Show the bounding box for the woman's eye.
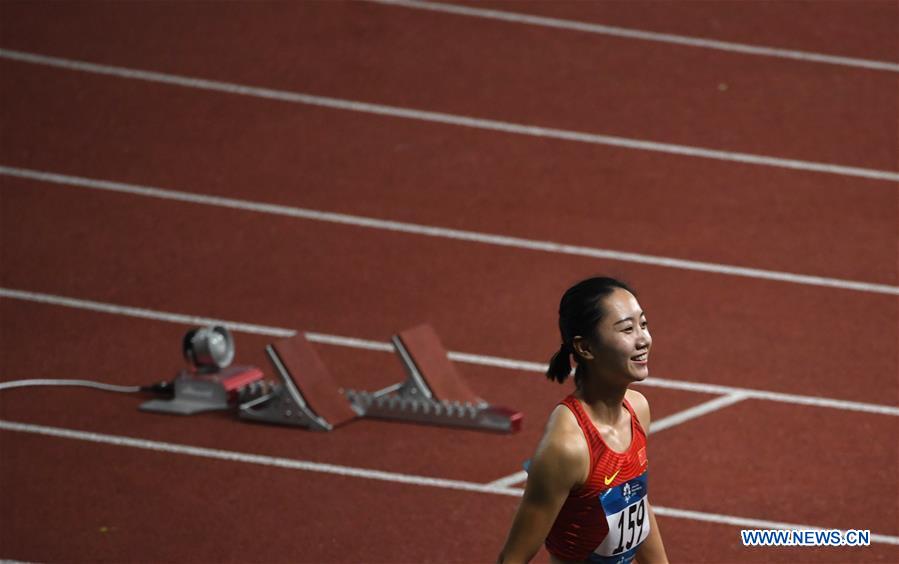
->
[622,327,634,333]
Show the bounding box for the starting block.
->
[344,324,523,433]
[140,365,264,415]
[238,334,357,431]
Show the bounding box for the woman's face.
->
[581,288,652,383]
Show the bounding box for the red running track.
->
[0,59,896,286]
[1,1,897,562]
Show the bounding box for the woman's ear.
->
[572,335,594,361]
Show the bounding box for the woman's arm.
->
[636,503,668,564]
[626,389,669,564]
[497,407,588,564]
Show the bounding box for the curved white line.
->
[372,0,899,73]
[2,287,898,417]
[0,48,897,182]
[1,166,896,295]
[2,419,897,545]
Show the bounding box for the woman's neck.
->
[575,375,628,424]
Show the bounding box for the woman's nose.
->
[637,328,651,349]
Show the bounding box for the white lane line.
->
[486,470,529,489]
[3,287,899,417]
[649,392,748,434]
[485,392,749,487]
[0,286,393,352]
[0,419,522,496]
[2,166,897,296]
[0,286,296,338]
[1,49,897,183]
[372,0,899,73]
[305,332,394,353]
[2,419,897,546]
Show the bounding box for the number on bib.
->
[592,473,651,563]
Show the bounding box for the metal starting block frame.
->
[140,365,264,415]
[238,335,357,431]
[344,324,523,433]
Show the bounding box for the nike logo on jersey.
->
[604,468,621,485]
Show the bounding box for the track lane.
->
[658,518,899,563]
[651,400,899,538]
[0,287,739,482]
[2,177,896,405]
[0,430,532,563]
[0,432,895,562]
[1,294,726,479]
[1,299,896,552]
[0,298,527,484]
[4,287,897,417]
[0,2,896,171]
[1,61,896,286]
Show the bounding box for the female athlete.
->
[498,277,669,564]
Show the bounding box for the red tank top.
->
[544,395,650,563]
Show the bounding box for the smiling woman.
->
[498,277,669,564]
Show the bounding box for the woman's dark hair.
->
[546,276,636,387]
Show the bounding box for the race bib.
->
[591,473,650,564]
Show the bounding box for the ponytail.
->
[546,343,573,383]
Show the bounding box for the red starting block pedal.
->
[238,334,357,431]
[344,324,523,433]
[140,365,264,415]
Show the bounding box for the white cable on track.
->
[0,378,140,393]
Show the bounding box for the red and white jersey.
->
[545,395,651,564]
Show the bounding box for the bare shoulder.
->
[625,388,652,431]
[529,404,590,489]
